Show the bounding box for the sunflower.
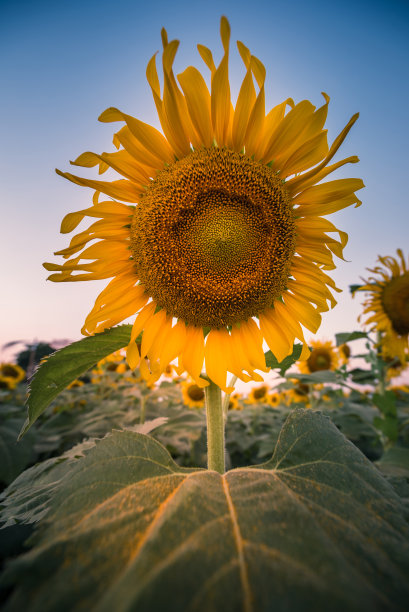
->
[267,392,281,408]
[339,342,351,364]
[181,380,205,408]
[356,250,409,365]
[0,363,25,389]
[45,17,363,392]
[247,384,269,404]
[299,339,339,373]
[287,382,310,405]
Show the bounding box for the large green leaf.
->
[2,409,408,611]
[20,325,132,438]
[0,418,36,486]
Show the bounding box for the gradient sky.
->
[1,0,408,361]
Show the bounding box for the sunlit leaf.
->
[20,325,133,438]
[265,343,302,374]
[2,410,409,611]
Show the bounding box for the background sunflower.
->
[355,249,409,366]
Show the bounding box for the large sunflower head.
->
[356,249,409,365]
[299,339,339,374]
[45,17,363,392]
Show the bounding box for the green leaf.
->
[289,370,338,384]
[265,343,302,375]
[373,391,397,417]
[349,368,377,384]
[2,410,409,611]
[349,284,367,294]
[20,325,133,438]
[0,439,96,528]
[0,419,36,486]
[335,331,368,346]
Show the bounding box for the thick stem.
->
[204,380,225,474]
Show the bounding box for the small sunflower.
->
[299,339,339,373]
[339,343,351,364]
[45,17,363,392]
[356,250,409,365]
[67,379,85,389]
[287,382,310,405]
[267,392,281,408]
[0,377,14,391]
[181,380,205,408]
[247,384,269,404]
[0,363,25,388]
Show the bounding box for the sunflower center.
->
[130,147,296,327]
[253,385,268,400]
[0,365,19,378]
[307,350,331,372]
[187,384,205,402]
[381,273,409,335]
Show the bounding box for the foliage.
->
[15,342,57,372]
[2,410,409,611]
[1,325,409,609]
[21,325,133,437]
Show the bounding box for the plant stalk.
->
[140,394,146,425]
[204,380,225,474]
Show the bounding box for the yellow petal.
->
[181,326,207,387]
[261,100,315,164]
[141,309,168,358]
[211,17,231,145]
[232,64,256,152]
[259,309,292,361]
[283,292,321,334]
[159,320,187,369]
[279,131,328,178]
[99,107,174,165]
[178,66,213,146]
[205,329,234,393]
[56,170,142,203]
[286,113,360,195]
[239,319,268,372]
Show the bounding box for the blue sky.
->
[1,0,408,359]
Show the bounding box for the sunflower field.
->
[1,15,409,612]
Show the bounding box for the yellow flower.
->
[0,363,25,389]
[67,379,85,389]
[247,384,269,404]
[181,380,205,408]
[299,339,339,373]
[45,17,363,392]
[339,343,351,364]
[267,392,281,408]
[356,250,409,365]
[287,382,310,405]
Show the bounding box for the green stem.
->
[376,331,386,395]
[140,394,146,425]
[204,380,225,474]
